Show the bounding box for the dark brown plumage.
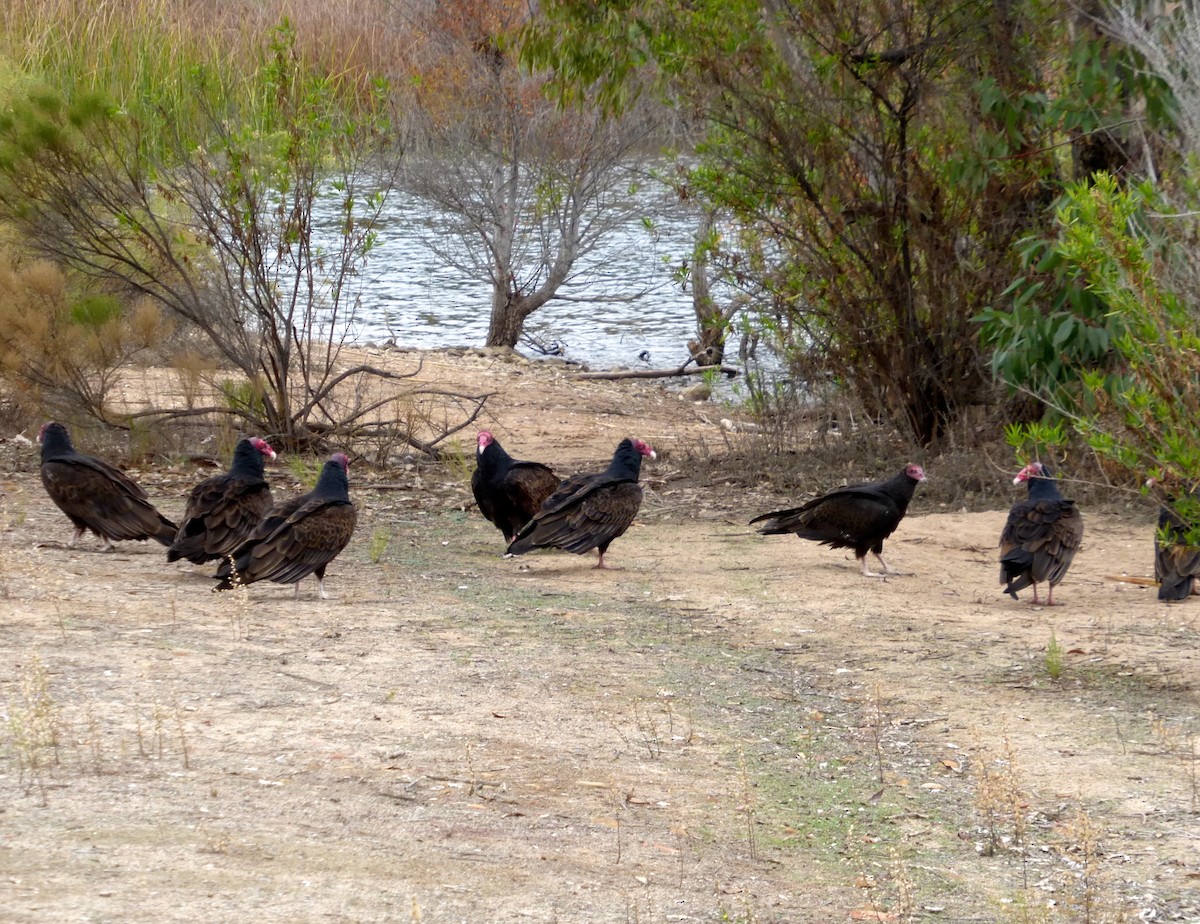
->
[1000,462,1084,605]
[214,453,357,598]
[471,430,559,544]
[167,437,277,565]
[1147,478,1200,602]
[506,438,655,569]
[1154,501,1200,601]
[751,464,926,576]
[37,421,177,550]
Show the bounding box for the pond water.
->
[336,191,706,369]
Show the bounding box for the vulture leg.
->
[874,552,908,576]
[1030,583,1041,605]
[317,576,329,600]
[858,556,886,578]
[100,536,116,552]
[293,583,301,599]
[68,527,85,549]
[594,550,610,570]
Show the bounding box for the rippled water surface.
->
[333,192,703,369]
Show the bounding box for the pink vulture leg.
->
[100,536,116,552]
[317,577,329,600]
[1030,583,1041,605]
[594,550,610,570]
[68,527,85,549]
[873,552,904,576]
[859,556,885,578]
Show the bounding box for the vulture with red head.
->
[168,437,277,565]
[471,431,560,544]
[751,464,926,576]
[215,453,356,598]
[507,438,655,569]
[1000,462,1084,605]
[37,421,177,550]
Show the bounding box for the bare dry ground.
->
[1,349,1198,923]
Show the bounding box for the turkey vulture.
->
[214,453,357,598]
[750,464,926,576]
[167,437,277,565]
[1000,462,1084,605]
[471,431,560,544]
[506,437,656,569]
[37,421,177,550]
[1146,478,1200,601]
[1154,503,1200,601]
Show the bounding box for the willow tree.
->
[395,0,662,350]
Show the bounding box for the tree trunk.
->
[486,294,528,348]
[688,211,727,366]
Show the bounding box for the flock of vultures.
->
[29,422,1198,604]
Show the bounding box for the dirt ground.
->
[1,348,1198,923]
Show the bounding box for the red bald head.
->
[1014,461,1049,484]
[250,437,276,461]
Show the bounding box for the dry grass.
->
[971,729,1028,861]
[0,0,415,125]
[0,256,172,428]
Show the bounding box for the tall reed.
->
[1,0,403,137]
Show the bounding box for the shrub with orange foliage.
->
[0,255,172,424]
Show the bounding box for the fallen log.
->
[576,363,739,381]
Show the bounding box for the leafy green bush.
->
[978,238,1123,416]
[989,173,1200,492]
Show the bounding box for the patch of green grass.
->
[1044,630,1064,682]
[219,379,266,421]
[439,441,472,485]
[368,526,390,564]
[285,455,322,490]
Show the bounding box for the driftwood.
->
[576,363,739,382]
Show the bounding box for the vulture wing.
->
[753,488,902,556]
[506,438,654,565]
[1155,506,1200,601]
[508,480,642,556]
[506,462,561,517]
[168,475,274,563]
[229,496,357,586]
[215,454,356,593]
[41,455,177,545]
[999,498,1083,594]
